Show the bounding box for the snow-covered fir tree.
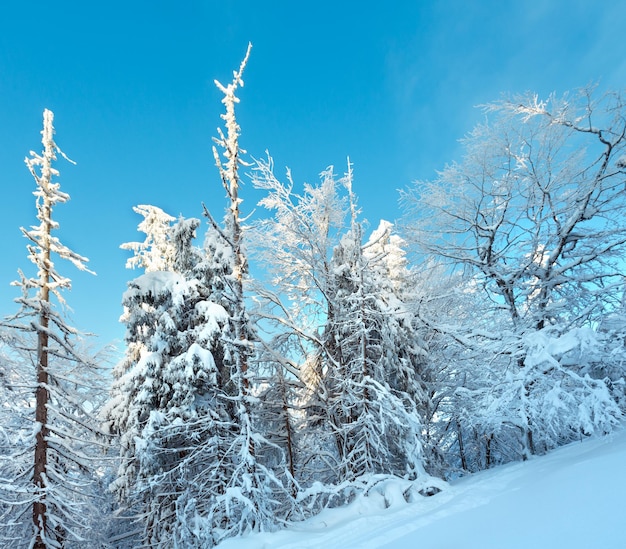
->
[318,171,427,487]
[362,219,436,470]
[106,45,297,547]
[119,204,177,272]
[105,208,234,546]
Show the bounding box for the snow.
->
[122,270,185,302]
[523,327,598,368]
[217,428,626,548]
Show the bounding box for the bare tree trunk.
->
[33,305,49,549]
[33,154,53,549]
[456,420,468,471]
[485,433,494,468]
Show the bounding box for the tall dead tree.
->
[211,43,253,397]
[9,109,96,548]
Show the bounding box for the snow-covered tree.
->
[403,88,626,332]
[250,159,350,489]
[251,159,432,506]
[109,271,230,546]
[0,328,34,539]
[119,204,177,272]
[363,220,435,468]
[0,109,106,548]
[402,88,626,460]
[250,159,347,378]
[313,170,425,484]
[105,209,231,546]
[106,45,298,547]
[191,43,298,543]
[596,300,626,408]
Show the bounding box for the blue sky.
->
[1,1,625,350]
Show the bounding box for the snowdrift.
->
[218,427,626,548]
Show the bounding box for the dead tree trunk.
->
[32,113,54,549]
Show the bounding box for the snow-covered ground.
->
[218,427,626,548]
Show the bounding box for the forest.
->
[2,46,626,548]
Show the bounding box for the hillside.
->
[218,427,626,548]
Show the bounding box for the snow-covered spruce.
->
[250,158,434,511]
[106,45,298,548]
[105,212,231,546]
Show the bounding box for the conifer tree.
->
[107,45,297,547]
[105,209,233,546]
[0,110,105,548]
[192,43,298,544]
[252,160,433,506]
[320,171,427,485]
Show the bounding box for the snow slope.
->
[218,427,626,548]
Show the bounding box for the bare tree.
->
[403,88,626,459]
[403,88,626,331]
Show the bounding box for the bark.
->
[33,118,54,549]
[33,310,49,548]
[456,420,468,471]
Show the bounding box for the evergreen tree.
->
[105,210,233,546]
[119,204,177,272]
[107,45,297,547]
[252,159,433,508]
[320,173,427,485]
